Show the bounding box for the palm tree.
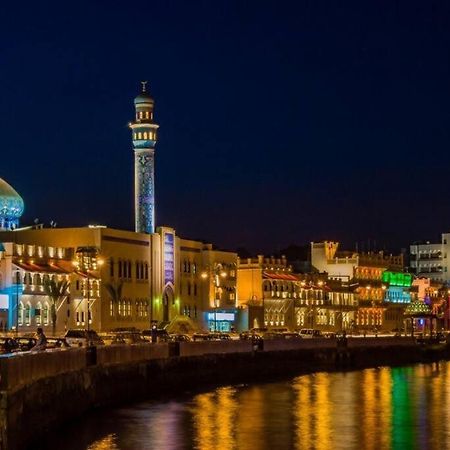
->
[43,278,70,336]
[104,281,123,318]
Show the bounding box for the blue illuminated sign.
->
[207,312,235,321]
[164,233,174,285]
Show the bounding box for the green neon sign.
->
[382,271,412,287]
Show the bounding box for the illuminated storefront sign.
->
[382,271,412,287]
[164,233,174,285]
[207,312,235,321]
[385,286,411,303]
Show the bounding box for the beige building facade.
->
[0,226,237,335]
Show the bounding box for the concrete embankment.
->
[0,337,446,449]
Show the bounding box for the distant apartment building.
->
[410,233,450,283]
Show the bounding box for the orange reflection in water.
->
[192,387,239,450]
[87,434,119,450]
[293,372,331,450]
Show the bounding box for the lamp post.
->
[201,263,227,332]
[15,268,20,337]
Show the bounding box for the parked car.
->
[16,337,37,351]
[169,334,191,342]
[282,332,302,339]
[46,337,71,349]
[142,329,170,342]
[0,337,18,354]
[192,333,210,341]
[208,333,231,341]
[262,332,284,340]
[114,332,148,344]
[298,329,322,339]
[322,332,336,339]
[99,334,126,345]
[64,329,104,347]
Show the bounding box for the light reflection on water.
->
[50,362,450,450]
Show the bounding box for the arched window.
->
[18,302,24,326]
[128,261,132,279]
[127,300,132,316]
[35,302,42,326]
[187,282,191,296]
[42,303,50,325]
[138,132,142,139]
[145,111,149,119]
[118,260,123,278]
[136,261,140,280]
[143,132,148,140]
[194,283,197,296]
[110,258,114,277]
[25,303,31,326]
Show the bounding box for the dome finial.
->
[141,81,147,93]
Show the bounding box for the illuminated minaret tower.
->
[130,82,159,234]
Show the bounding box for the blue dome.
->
[0,179,24,229]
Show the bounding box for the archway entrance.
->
[162,286,174,322]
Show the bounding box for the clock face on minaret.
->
[130,82,159,234]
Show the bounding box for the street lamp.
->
[201,263,227,332]
[15,268,20,337]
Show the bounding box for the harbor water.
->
[48,362,450,450]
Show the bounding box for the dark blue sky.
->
[1,1,450,253]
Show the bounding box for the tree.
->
[43,278,70,336]
[104,281,123,318]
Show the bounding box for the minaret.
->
[130,82,159,234]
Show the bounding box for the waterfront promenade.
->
[0,337,443,450]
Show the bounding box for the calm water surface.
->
[49,362,450,450]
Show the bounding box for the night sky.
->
[2,1,450,254]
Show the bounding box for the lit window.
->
[43,303,49,325]
[145,111,149,119]
[143,132,148,140]
[18,302,24,326]
[138,132,142,139]
[35,302,42,326]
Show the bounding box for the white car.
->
[64,329,104,347]
[299,329,322,339]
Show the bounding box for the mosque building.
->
[0,85,239,334]
[0,178,24,231]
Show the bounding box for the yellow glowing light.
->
[97,258,105,267]
[220,271,227,278]
[201,272,208,279]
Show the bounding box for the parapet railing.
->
[0,337,416,392]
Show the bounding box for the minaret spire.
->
[129,83,159,234]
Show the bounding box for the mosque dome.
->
[134,91,154,105]
[134,81,154,105]
[0,178,24,230]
